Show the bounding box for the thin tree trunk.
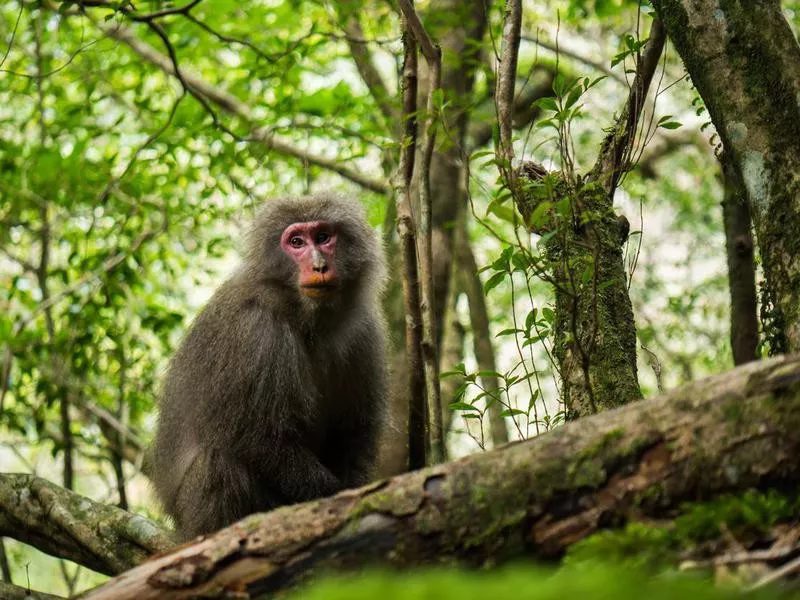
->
[721,156,759,364]
[379,0,489,475]
[456,222,509,446]
[439,274,465,436]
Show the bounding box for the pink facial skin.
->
[280,221,339,298]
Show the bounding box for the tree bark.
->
[512,21,666,417]
[379,0,489,475]
[84,354,800,599]
[722,156,759,364]
[0,473,174,576]
[0,581,65,600]
[652,1,800,354]
[456,222,509,445]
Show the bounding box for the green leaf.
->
[528,388,540,410]
[500,408,527,417]
[564,85,583,110]
[483,271,506,295]
[449,402,481,412]
[533,96,559,112]
[496,328,523,337]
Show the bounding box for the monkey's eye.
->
[289,236,305,248]
[314,231,331,244]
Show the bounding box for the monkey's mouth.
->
[300,283,339,298]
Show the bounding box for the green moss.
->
[674,489,800,542]
[635,482,665,507]
[565,489,800,572]
[565,523,678,571]
[721,402,744,425]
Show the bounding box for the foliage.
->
[292,562,791,600]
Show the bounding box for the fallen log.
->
[83,355,800,599]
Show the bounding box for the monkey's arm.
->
[215,308,345,503]
[325,315,387,487]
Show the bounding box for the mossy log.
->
[83,355,800,599]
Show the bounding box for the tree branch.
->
[340,14,399,127]
[455,220,509,446]
[397,0,445,465]
[722,155,759,364]
[84,354,800,598]
[589,18,666,193]
[0,474,174,576]
[393,4,426,470]
[99,23,389,194]
[496,0,523,168]
[521,35,627,84]
[468,65,555,150]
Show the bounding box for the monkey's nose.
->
[313,263,329,273]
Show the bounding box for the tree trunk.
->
[379,0,489,475]
[652,0,800,354]
[83,354,800,599]
[456,221,510,445]
[721,156,759,364]
[517,174,643,418]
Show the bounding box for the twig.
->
[589,18,666,194]
[340,12,399,127]
[97,21,389,194]
[681,545,799,570]
[521,34,626,84]
[16,229,158,332]
[749,553,800,590]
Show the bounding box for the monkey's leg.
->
[172,448,273,539]
[260,439,343,503]
[325,425,380,488]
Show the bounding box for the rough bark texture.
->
[0,473,174,576]
[86,355,800,599]
[509,22,665,418]
[652,0,800,353]
[722,156,759,364]
[518,176,642,418]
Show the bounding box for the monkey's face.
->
[280,220,340,300]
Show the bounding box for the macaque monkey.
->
[151,193,387,538]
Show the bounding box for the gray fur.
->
[151,193,387,539]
